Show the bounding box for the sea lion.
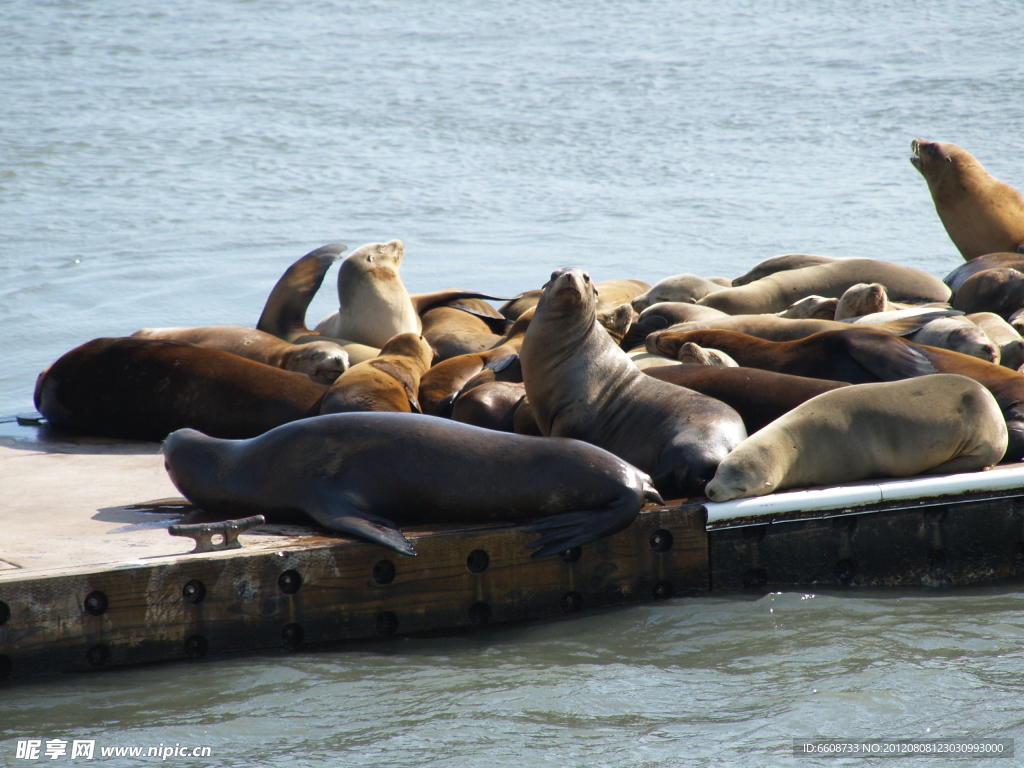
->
[132,326,349,383]
[619,302,730,350]
[320,333,434,415]
[626,348,684,371]
[162,412,664,557]
[944,253,1024,292]
[731,254,843,286]
[951,267,1024,319]
[675,342,738,367]
[520,268,747,497]
[643,365,850,434]
[255,243,382,363]
[834,282,949,321]
[907,316,999,363]
[910,139,1024,260]
[775,295,838,320]
[697,259,951,315]
[646,327,1024,461]
[35,337,328,441]
[450,381,526,433]
[631,274,728,311]
[595,279,651,310]
[968,312,1024,369]
[705,375,1008,502]
[421,299,509,360]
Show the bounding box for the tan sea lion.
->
[775,295,838,320]
[705,375,1007,502]
[132,326,349,383]
[944,253,1024,292]
[320,333,433,415]
[907,316,999,363]
[675,342,738,366]
[595,279,651,310]
[520,268,748,497]
[968,312,1024,369]
[35,337,328,441]
[698,259,951,315]
[951,267,1024,319]
[163,412,664,557]
[626,348,684,371]
[731,254,843,286]
[660,310,953,342]
[631,274,728,311]
[910,139,1024,260]
[421,299,509,360]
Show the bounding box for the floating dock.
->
[2,419,1024,681]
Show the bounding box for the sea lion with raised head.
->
[35,337,328,441]
[520,268,747,497]
[697,259,951,315]
[320,333,434,415]
[705,375,1008,501]
[132,326,349,383]
[162,412,664,557]
[911,139,1024,260]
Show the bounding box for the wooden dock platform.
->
[2,418,1024,681]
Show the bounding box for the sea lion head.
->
[539,268,599,318]
[378,332,435,369]
[910,139,981,196]
[704,443,779,502]
[162,428,230,509]
[287,341,350,383]
[676,342,737,367]
[836,283,888,320]
[597,304,633,344]
[338,240,406,302]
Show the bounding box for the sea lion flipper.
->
[257,244,347,341]
[483,353,518,373]
[306,496,417,556]
[846,333,938,381]
[524,503,639,559]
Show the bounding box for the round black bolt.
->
[466,549,490,574]
[181,580,206,604]
[84,591,108,616]
[372,560,396,585]
[183,634,208,659]
[0,655,11,680]
[86,644,110,669]
[376,612,398,637]
[561,591,583,613]
[468,602,491,626]
[559,546,582,563]
[278,570,303,595]
[281,623,304,650]
[650,529,674,553]
[0,601,10,626]
[835,559,858,584]
[653,581,675,599]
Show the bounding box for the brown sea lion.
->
[775,295,839,320]
[646,327,1024,460]
[705,375,1007,501]
[320,333,434,415]
[421,299,509,360]
[944,253,1024,292]
[907,316,1000,363]
[132,326,349,383]
[450,381,527,433]
[951,267,1024,319]
[595,279,651,310]
[520,268,747,497]
[675,343,738,367]
[162,412,664,557]
[643,365,849,434]
[698,259,951,315]
[730,254,843,286]
[34,337,328,441]
[910,139,1024,260]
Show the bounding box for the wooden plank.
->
[0,503,707,680]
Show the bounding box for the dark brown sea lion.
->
[646,327,1024,460]
[730,254,843,286]
[944,253,1024,292]
[162,412,664,557]
[698,259,951,315]
[34,337,328,441]
[320,333,434,414]
[705,375,1007,501]
[643,365,850,434]
[910,139,1024,260]
[132,326,349,383]
[450,381,527,432]
[519,268,747,497]
[951,267,1024,319]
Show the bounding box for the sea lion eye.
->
[367,254,374,263]
[583,274,591,282]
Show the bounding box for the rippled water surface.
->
[3,0,1024,765]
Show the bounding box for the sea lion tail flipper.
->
[846,332,938,380]
[483,353,518,373]
[307,497,416,556]
[257,243,347,341]
[524,502,639,558]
